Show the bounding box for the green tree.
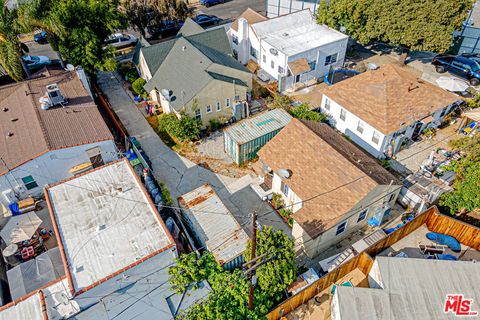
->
[158,112,201,142]
[318,0,472,54]
[439,136,480,214]
[48,0,126,75]
[268,93,292,110]
[440,164,480,214]
[122,0,151,38]
[169,252,222,293]
[149,0,190,28]
[177,228,296,319]
[0,1,28,81]
[245,226,297,313]
[17,0,66,67]
[289,103,327,122]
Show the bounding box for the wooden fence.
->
[267,206,480,319]
[266,252,374,320]
[427,210,480,250]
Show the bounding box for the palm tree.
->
[0,0,28,81]
[16,0,66,68]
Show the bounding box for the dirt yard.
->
[145,116,256,178]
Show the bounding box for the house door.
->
[86,147,104,168]
[263,172,273,190]
[411,122,423,140]
[294,74,301,83]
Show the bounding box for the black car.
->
[193,14,221,28]
[147,20,184,38]
[432,54,480,86]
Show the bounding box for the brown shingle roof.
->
[257,119,399,239]
[323,64,461,135]
[0,68,113,175]
[231,8,267,32]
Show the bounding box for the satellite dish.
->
[278,169,291,179]
[269,48,278,56]
[161,89,170,99]
[66,64,75,71]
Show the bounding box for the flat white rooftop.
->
[0,292,43,320]
[334,257,480,319]
[47,160,173,292]
[252,10,348,56]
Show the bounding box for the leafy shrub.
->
[125,68,139,83]
[208,118,222,132]
[271,192,284,210]
[289,103,327,122]
[132,78,146,95]
[158,112,201,142]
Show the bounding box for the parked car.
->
[432,54,480,86]
[147,20,184,38]
[200,0,225,7]
[22,55,51,70]
[33,31,48,44]
[193,14,221,28]
[105,33,138,49]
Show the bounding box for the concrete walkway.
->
[97,72,291,237]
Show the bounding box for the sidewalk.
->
[96,71,291,238]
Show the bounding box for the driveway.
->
[97,71,291,238]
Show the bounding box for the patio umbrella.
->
[436,76,469,92]
[0,212,42,245]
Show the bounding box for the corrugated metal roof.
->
[178,184,249,265]
[224,109,292,145]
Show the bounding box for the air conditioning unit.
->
[46,83,66,106]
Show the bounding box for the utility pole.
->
[248,210,257,311]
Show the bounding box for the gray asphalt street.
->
[196,0,265,20]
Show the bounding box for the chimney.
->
[237,18,249,64]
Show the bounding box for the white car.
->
[105,33,138,49]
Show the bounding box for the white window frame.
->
[226,98,230,108]
[282,183,289,197]
[357,121,364,134]
[263,55,266,63]
[234,95,240,101]
[340,109,346,121]
[372,131,380,144]
[194,109,201,121]
[232,35,239,45]
[271,60,275,69]
[335,221,347,236]
[216,101,221,111]
[206,105,212,113]
[325,98,331,111]
[325,53,338,66]
[357,209,368,223]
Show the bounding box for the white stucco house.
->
[319,64,463,158]
[256,119,401,259]
[0,67,117,213]
[227,9,348,92]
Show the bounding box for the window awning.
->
[288,58,311,75]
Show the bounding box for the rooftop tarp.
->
[7,247,65,300]
[0,212,42,245]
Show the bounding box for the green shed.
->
[223,109,292,165]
